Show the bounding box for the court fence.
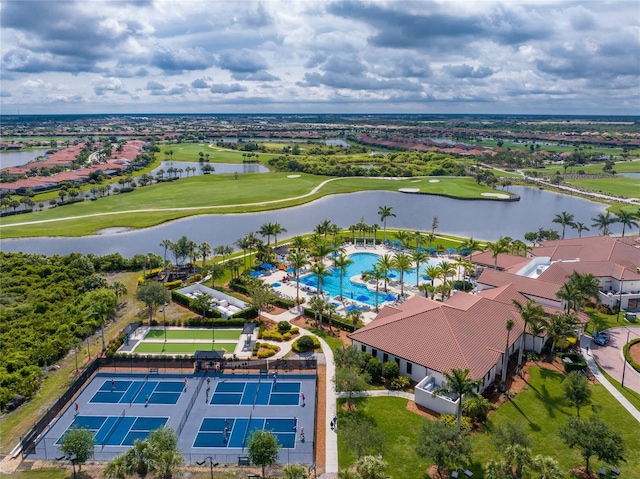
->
[19,356,316,458]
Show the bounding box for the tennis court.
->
[144,329,243,340]
[194,417,297,448]
[90,379,184,405]
[211,380,300,406]
[57,415,168,447]
[133,342,238,354]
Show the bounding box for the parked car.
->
[592,332,609,346]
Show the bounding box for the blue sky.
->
[1,0,638,115]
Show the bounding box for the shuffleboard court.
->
[193,417,297,449]
[57,415,168,447]
[144,329,243,340]
[91,380,183,405]
[211,380,300,406]
[134,342,238,354]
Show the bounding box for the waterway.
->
[0,149,51,168]
[0,186,612,257]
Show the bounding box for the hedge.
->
[560,352,587,373]
[303,307,357,332]
[183,317,247,328]
[623,338,640,373]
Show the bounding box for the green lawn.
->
[306,326,345,353]
[338,367,640,478]
[0,175,501,238]
[565,177,640,199]
[159,142,280,163]
[598,366,640,411]
[524,159,640,176]
[133,341,238,354]
[144,328,242,340]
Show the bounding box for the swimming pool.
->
[300,252,440,306]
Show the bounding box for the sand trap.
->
[399,188,420,193]
[429,179,440,183]
[287,175,301,178]
[411,180,421,183]
[481,192,510,199]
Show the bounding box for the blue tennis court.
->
[90,380,184,405]
[57,415,168,447]
[193,417,297,449]
[211,381,300,406]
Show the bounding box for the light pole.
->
[621,328,631,388]
[617,275,624,322]
[196,456,218,479]
[161,302,168,342]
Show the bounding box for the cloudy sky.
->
[1,0,638,115]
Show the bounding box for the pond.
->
[149,162,269,177]
[0,186,612,257]
[0,149,51,168]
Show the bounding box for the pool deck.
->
[265,244,463,324]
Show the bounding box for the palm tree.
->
[413,231,425,249]
[418,282,436,299]
[290,235,307,252]
[555,282,579,313]
[486,240,509,270]
[375,254,393,292]
[308,295,325,327]
[434,368,482,431]
[314,219,333,239]
[531,455,563,479]
[547,312,576,355]
[615,210,639,237]
[258,222,276,260]
[288,251,308,307]
[325,302,337,331]
[334,253,353,300]
[160,239,173,272]
[392,252,412,297]
[378,205,396,243]
[272,222,287,251]
[512,299,546,365]
[310,239,332,263]
[502,318,515,386]
[424,264,440,288]
[569,272,601,312]
[552,211,575,239]
[310,261,330,296]
[110,281,128,299]
[410,249,429,288]
[571,221,590,238]
[394,230,412,249]
[591,212,616,235]
[437,260,456,284]
[198,242,212,272]
[362,265,386,312]
[347,308,363,330]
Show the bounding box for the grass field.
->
[523,159,640,176]
[566,176,640,198]
[144,328,243,340]
[134,341,238,354]
[338,367,640,478]
[160,142,280,163]
[0,175,500,238]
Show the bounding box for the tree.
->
[382,361,399,381]
[460,237,483,262]
[282,463,308,479]
[591,212,616,235]
[109,280,128,299]
[415,419,472,476]
[334,367,370,410]
[530,455,563,479]
[198,242,212,271]
[335,253,353,300]
[492,421,532,452]
[340,416,384,458]
[361,265,386,312]
[567,272,601,312]
[308,295,326,328]
[431,215,439,238]
[191,291,213,319]
[615,210,639,237]
[501,318,515,386]
[58,427,95,470]
[571,222,590,238]
[288,251,309,307]
[310,260,330,296]
[147,426,183,479]
[552,211,575,239]
[247,283,274,320]
[83,288,117,352]
[335,345,365,369]
[247,429,280,478]
[486,239,510,270]
[207,263,225,288]
[563,371,592,417]
[392,252,412,297]
[136,281,171,323]
[559,415,626,474]
[355,455,390,479]
[435,368,482,431]
[378,205,396,243]
[512,299,546,365]
[547,312,576,355]
[410,249,429,288]
[104,454,128,479]
[271,222,287,250]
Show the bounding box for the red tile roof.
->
[468,251,530,270]
[477,268,563,301]
[349,285,528,379]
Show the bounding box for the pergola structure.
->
[193,350,225,372]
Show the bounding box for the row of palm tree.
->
[553,210,640,238]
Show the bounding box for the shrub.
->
[390,375,410,390]
[258,349,276,358]
[292,335,319,353]
[164,280,183,290]
[382,361,399,381]
[463,395,493,423]
[290,327,299,335]
[623,338,640,373]
[277,321,292,333]
[282,332,292,341]
[440,414,472,433]
[262,330,283,342]
[365,357,382,383]
[560,352,587,373]
[253,342,261,354]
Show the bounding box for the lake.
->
[0,149,51,168]
[0,186,612,257]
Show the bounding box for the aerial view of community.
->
[1,2,639,479]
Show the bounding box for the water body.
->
[0,149,50,168]
[325,139,349,147]
[1,186,611,257]
[149,162,269,177]
[619,172,640,178]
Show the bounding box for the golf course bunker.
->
[411,180,421,183]
[287,175,301,178]
[398,188,420,193]
[429,179,440,183]
[481,192,510,199]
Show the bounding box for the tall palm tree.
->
[394,230,412,248]
[347,308,363,330]
[314,219,333,239]
[160,239,173,272]
[502,318,515,386]
[310,261,330,296]
[378,205,396,243]
[198,242,212,271]
[310,238,332,263]
[334,253,353,300]
[413,231,425,249]
[591,212,616,235]
[486,240,509,270]
[392,252,412,297]
[615,210,639,237]
[411,249,429,288]
[235,235,252,270]
[288,252,308,307]
[272,222,287,250]
[571,222,589,238]
[290,235,307,252]
[308,295,325,327]
[547,312,576,355]
[568,272,601,312]
[552,211,575,239]
[258,222,276,259]
[512,299,546,365]
[424,264,440,288]
[376,254,394,292]
[362,265,386,312]
[555,282,579,313]
[434,368,482,431]
[325,302,337,331]
[437,260,456,283]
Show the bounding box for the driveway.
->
[584,326,640,394]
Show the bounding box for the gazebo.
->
[193,350,225,372]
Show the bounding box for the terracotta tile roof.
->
[349,285,528,380]
[478,268,563,301]
[536,236,640,268]
[468,251,530,270]
[537,261,640,283]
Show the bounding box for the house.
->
[349,285,535,415]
